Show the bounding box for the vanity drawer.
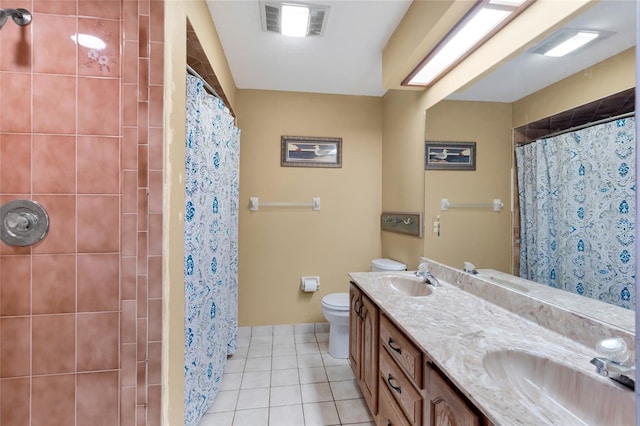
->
[379,348,422,425]
[380,314,423,388]
[377,378,411,426]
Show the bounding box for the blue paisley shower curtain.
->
[184,74,240,425]
[516,116,635,309]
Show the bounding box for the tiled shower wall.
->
[0,1,164,425]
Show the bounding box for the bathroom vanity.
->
[348,259,636,426]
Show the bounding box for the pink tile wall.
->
[0,1,164,425]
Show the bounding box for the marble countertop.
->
[348,260,635,425]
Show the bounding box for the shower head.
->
[0,8,32,29]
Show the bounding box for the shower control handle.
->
[1,200,49,246]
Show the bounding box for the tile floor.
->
[198,323,375,426]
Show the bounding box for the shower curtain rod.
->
[517,111,635,145]
[186,64,223,101]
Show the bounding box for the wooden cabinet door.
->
[426,366,481,426]
[349,283,362,379]
[360,293,379,414]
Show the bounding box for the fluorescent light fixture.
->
[281,4,309,37]
[405,0,531,86]
[543,31,600,57]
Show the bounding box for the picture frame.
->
[281,135,342,168]
[424,141,476,171]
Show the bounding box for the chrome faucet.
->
[590,357,635,390]
[590,337,635,391]
[416,270,440,287]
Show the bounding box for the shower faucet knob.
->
[0,200,49,246]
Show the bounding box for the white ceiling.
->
[206,0,412,97]
[207,0,636,101]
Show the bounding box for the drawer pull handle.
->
[388,338,402,354]
[354,298,362,316]
[387,374,402,394]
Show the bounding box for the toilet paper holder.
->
[300,276,320,292]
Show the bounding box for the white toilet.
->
[370,258,407,273]
[321,258,407,359]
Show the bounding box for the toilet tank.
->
[371,258,407,272]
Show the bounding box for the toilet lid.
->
[322,292,350,310]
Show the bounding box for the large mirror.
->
[422,1,636,313]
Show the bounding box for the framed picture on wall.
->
[281,136,342,168]
[424,141,476,170]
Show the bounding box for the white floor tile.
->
[238,327,252,337]
[272,354,298,370]
[209,326,378,426]
[321,353,349,367]
[269,404,305,426]
[220,372,243,391]
[318,342,330,353]
[273,324,295,335]
[315,332,330,343]
[272,344,297,356]
[229,346,249,359]
[299,367,328,384]
[237,336,251,348]
[315,322,330,333]
[295,333,317,343]
[297,354,323,368]
[199,411,234,426]
[329,380,362,401]
[244,356,272,372]
[335,398,374,424]
[326,365,355,382]
[270,384,302,406]
[250,336,274,347]
[296,342,320,355]
[300,382,333,403]
[273,334,296,346]
[248,344,272,358]
[240,370,271,389]
[294,323,315,334]
[226,358,246,373]
[207,390,239,413]
[271,368,299,387]
[303,401,340,426]
[232,408,269,426]
[251,325,273,336]
[236,388,270,410]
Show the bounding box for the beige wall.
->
[236,90,383,326]
[422,101,513,272]
[513,48,636,127]
[380,90,427,268]
[163,1,237,424]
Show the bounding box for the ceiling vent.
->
[260,1,330,36]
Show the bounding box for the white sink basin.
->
[379,275,433,297]
[482,350,635,425]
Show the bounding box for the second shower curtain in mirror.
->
[184,74,240,425]
[516,116,635,309]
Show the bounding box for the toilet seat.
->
[321,292,349,311]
